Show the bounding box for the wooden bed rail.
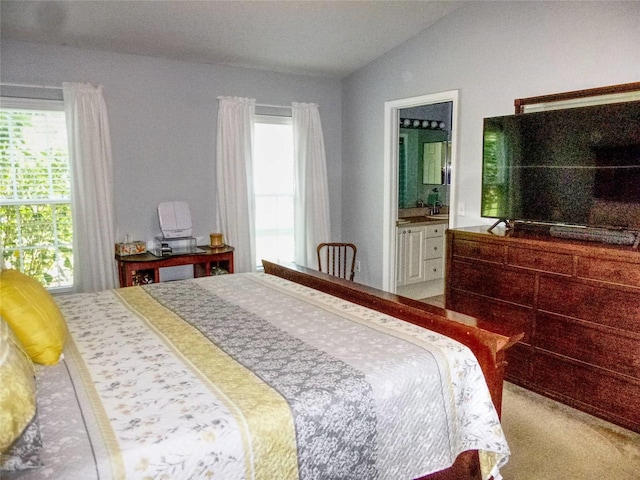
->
[262,260,522,417]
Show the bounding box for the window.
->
[0,99,73,289]
[253,115,295,268]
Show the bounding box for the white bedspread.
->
[22,273,509,479]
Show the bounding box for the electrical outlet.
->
[457,202,466,216]
[356,260,361,272]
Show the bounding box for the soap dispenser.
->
[427,188,439,206]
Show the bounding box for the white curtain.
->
[292,102,331,268]
[215,96,256,273]
[63,82,118,292]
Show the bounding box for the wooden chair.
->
[317,243,357,281]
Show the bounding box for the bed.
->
[1,261,521,480]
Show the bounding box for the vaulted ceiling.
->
[1,1,461,78]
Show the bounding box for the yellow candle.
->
[209,233,224,247]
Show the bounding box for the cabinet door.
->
[397,230,406,286]
[404,228,425,284]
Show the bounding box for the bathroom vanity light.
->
[399,117,446,130]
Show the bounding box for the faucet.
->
[429,201,442,215]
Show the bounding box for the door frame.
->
[382,90,459,292]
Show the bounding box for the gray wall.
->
[1,40,343,250]
[3,2,639,289]
[342,1,640,287]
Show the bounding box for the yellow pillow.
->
[0,269,67,365]
[0,318,36,452]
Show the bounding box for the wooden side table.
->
[115,246,234,287]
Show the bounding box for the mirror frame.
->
[514,81,640,113]
[382,90,459,292]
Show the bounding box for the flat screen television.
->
[481,100,640,232]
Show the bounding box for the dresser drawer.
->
[424,224,446,238]
[507,246,573,275]
[535,312,640,378]
[423,258,443,281]
[533,351,640,431]
[424,237,444,260]
[452,239,504,264]
[538,276,640,334]
[448,289,534,344]
[577,256,640,288]
[449,260,535,306]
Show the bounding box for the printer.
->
[158,201,193,239]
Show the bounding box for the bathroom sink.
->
[397,214,449,225]
[397,215,430,225]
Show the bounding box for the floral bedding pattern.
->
[19,273,509,480]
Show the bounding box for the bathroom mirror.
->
[397,103,452,208]
[397,107,451,208]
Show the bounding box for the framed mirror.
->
[514,81,640,113]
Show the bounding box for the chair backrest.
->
[317,243,357,281]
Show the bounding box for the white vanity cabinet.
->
[397,221,448,296]
[397,226,425,286]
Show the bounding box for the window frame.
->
[1,96,73,293]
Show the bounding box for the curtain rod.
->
[1,82,62,90]
[256,102,291,109]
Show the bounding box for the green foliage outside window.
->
[482,130,505,217]
[0,108,73,288]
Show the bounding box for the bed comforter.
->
[23,273,509,479]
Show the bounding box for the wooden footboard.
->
[262,260,522,416]
[263,261,521,480]
[262,260,524,480]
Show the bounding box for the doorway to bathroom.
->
[381,90,459,294]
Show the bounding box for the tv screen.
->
[481,100,640,230]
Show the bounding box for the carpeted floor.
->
[500,382,640,479]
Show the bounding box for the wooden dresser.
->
[445,226,640,432]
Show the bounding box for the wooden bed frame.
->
[263,260,522,480]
